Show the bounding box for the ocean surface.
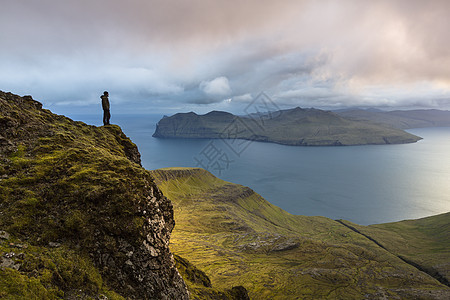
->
[71,113,450,225]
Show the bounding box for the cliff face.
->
[0,91,188,299]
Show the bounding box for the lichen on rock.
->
[0,91,188,299]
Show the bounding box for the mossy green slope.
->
[0,232,123,299]
[174,254,249,300]
[151,167,450,299]
[339,213,450,286]
[0,91,188,299]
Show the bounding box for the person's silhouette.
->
[101,91,110,125]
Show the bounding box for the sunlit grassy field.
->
[151,167,449,299]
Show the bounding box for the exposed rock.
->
[48,242,61,248]
[1,257,21,270]
[9,242,27,249]
[0,230,10,240]
[0,91,188,299]
[271,241,300,252]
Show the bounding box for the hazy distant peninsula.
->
[153,107,422,146]
[337,109,450,129]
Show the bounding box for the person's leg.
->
[106,110,111,125]
[103,110,107,125]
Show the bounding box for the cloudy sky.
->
[1,0,450,115]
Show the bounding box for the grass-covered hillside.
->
[151,167,450,299]
[0,91,189,299]
[340,214,450,286]
[153,108,421,146]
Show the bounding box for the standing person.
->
[101,91,110,125]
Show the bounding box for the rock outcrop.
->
[0,91,188,299]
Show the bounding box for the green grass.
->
[174,254,249,300]
[151,167,450,299]
[0,92,186,299]
[340,213,450,285]
[0,234,123,299]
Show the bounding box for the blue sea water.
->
[70,113,450,225]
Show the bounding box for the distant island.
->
[153,107,422,146]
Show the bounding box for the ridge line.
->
[335,219,450,288]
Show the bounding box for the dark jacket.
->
[101,95,110,110]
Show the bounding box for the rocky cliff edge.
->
[0,91,189,299]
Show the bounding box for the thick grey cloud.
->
[1,0,450,113]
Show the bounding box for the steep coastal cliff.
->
[0,91,189,299]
